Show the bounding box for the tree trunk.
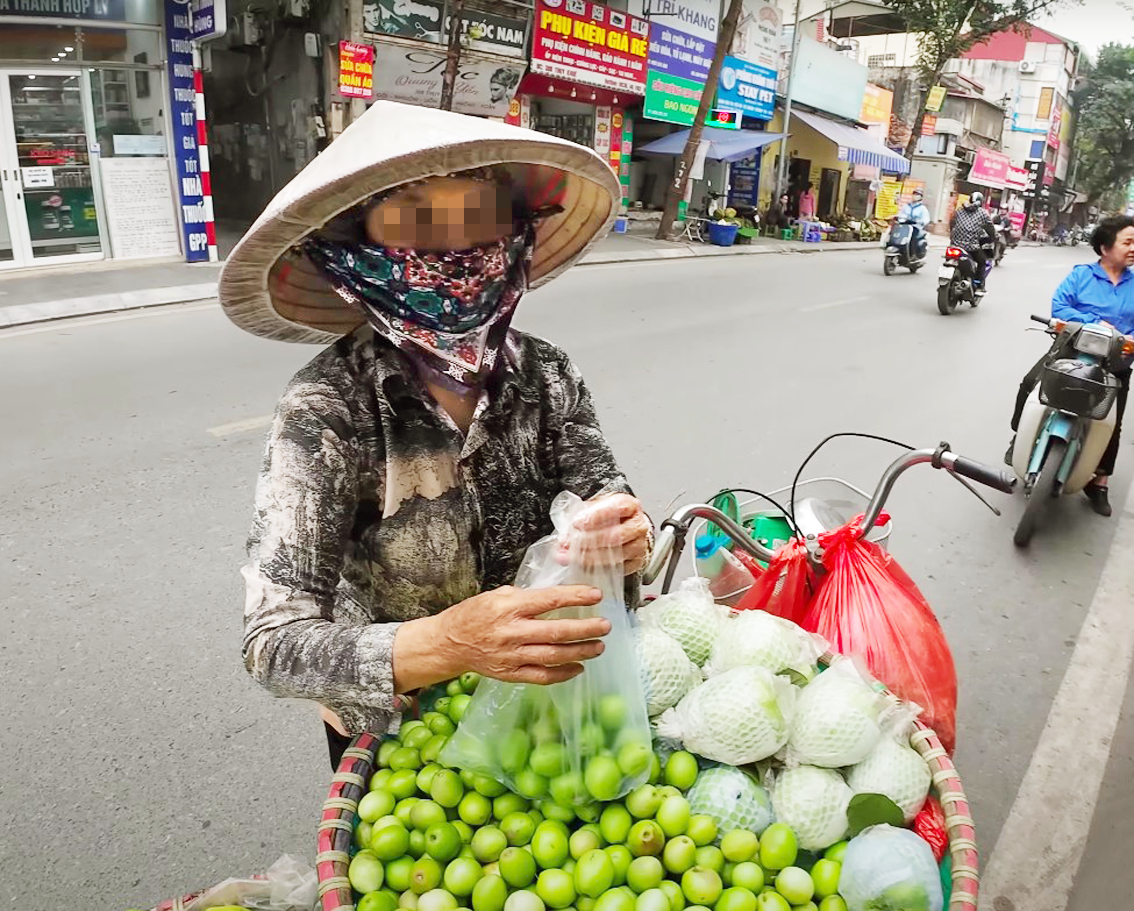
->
[439,0,466,112]
[903,62,946,161]
[655,0,745,240]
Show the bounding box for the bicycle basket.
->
[1038,358,1118,419]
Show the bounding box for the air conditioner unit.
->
[1019,61,1037,73]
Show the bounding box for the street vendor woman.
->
[218,102,651,770]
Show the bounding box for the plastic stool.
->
[779,228,794,241]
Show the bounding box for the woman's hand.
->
[559,494,652,576]
[393,585,610,691]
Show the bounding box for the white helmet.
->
[968,191,984,207]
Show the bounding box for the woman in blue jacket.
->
[1009,216,1134,515]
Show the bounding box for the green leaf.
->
[846,793,905,837]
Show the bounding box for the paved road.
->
[2,244,1129,909]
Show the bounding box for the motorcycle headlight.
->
[1074,326,1112,357]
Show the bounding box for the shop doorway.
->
[0,68,105,270]
[787,158,811,217]
[818,167,841,219]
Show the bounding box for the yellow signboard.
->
[860,83,894,125]
[876,179,926,220]
[925,85,947,112]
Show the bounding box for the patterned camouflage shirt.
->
[949,205,995,250]
[241,327,632,735]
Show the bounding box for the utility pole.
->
[773,0,803,199]
[439,0,466,111]
[655,0,745,241]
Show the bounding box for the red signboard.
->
[968,147,1011,189]
[1005,164,1029,191]
[339,41,374,99]
[530,0,649,95]
[920,114,937,137]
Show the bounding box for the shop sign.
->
[715,55,776,121]
[646,0,718,43]
[190,0,226,40]
[447,10,527,56]
[363,0,443,42]
[729,160,761,206]
[164,0,207,262]
[1023,159,1048,200]
[0,0,125,20]
[1005,164,1029,191]
[594,106,613,160]
[859,83,893,125]
[648,23,713,82]
[925,85,946,112]
[371,40,525,117]
[731,0,781,74]
[339,41,375,99]
[968,147,1010,188]
[643,71,702,125]
[530,0,649,95]
[608,109,624,173]
[920,114,936,136]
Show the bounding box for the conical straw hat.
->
[219,101,621,344]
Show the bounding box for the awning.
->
[791,109,910,174]
[638,127,786,163]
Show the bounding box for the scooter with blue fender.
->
[1011,315,1134,545]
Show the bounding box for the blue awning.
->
[638,127,787,163]
[791,109,910,174]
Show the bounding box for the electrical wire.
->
[788,432,915,522]
[706,487,802,538]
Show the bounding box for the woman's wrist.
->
[392,614,461,694]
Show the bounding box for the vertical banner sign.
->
[190,0,227,40]
[619,116,633,208]
[609,110,623,173]
[593,106,613,161]
[505,94,532,128]
[339,41,375,99]
[164,0,208,262]
[925,85,946,112]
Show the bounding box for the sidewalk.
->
[0,230,905,330]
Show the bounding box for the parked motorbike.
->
[1068,225,1084,247]
[936,242,994,315]
[1011,316,1134,545]
[883,217,926,275]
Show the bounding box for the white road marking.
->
[207,414,274,437]
[979,482,1134,910]
[0,301,217,339]
[800,295,870,313]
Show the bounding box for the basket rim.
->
[318,665,978,911]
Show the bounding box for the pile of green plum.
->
[347,677,850,911]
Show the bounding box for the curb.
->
[0,241,883,331]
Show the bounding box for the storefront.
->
[0,1,188,270]
[511,0,646,198]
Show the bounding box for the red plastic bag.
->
[800,518,958,753]
[914,795,949,862]
[733,537,815,624]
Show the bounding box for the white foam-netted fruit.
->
[638,578,724,666]
[770,765,853,851]
[846,735,931,822]
[656,665,795,765]
[686,764,775,836]
[635,626,701,717]
[704,609,821,678]
[787,662,884,768]
[839,825,944,911]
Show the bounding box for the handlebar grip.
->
[951,456,1017,494]
[1031,314,1051,325]
[642,525,677,586]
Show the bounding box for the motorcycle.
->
[994,222,1012,265]
[936,242,994,315]
[883,217,926,276]
[1011,316,1134,546]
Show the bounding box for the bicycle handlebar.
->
[642,444,1016,588]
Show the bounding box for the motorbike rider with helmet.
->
[1006,215,1134,516]
[898,189,931,260]
[949,191,996,296]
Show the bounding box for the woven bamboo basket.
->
[316,700,978,911]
